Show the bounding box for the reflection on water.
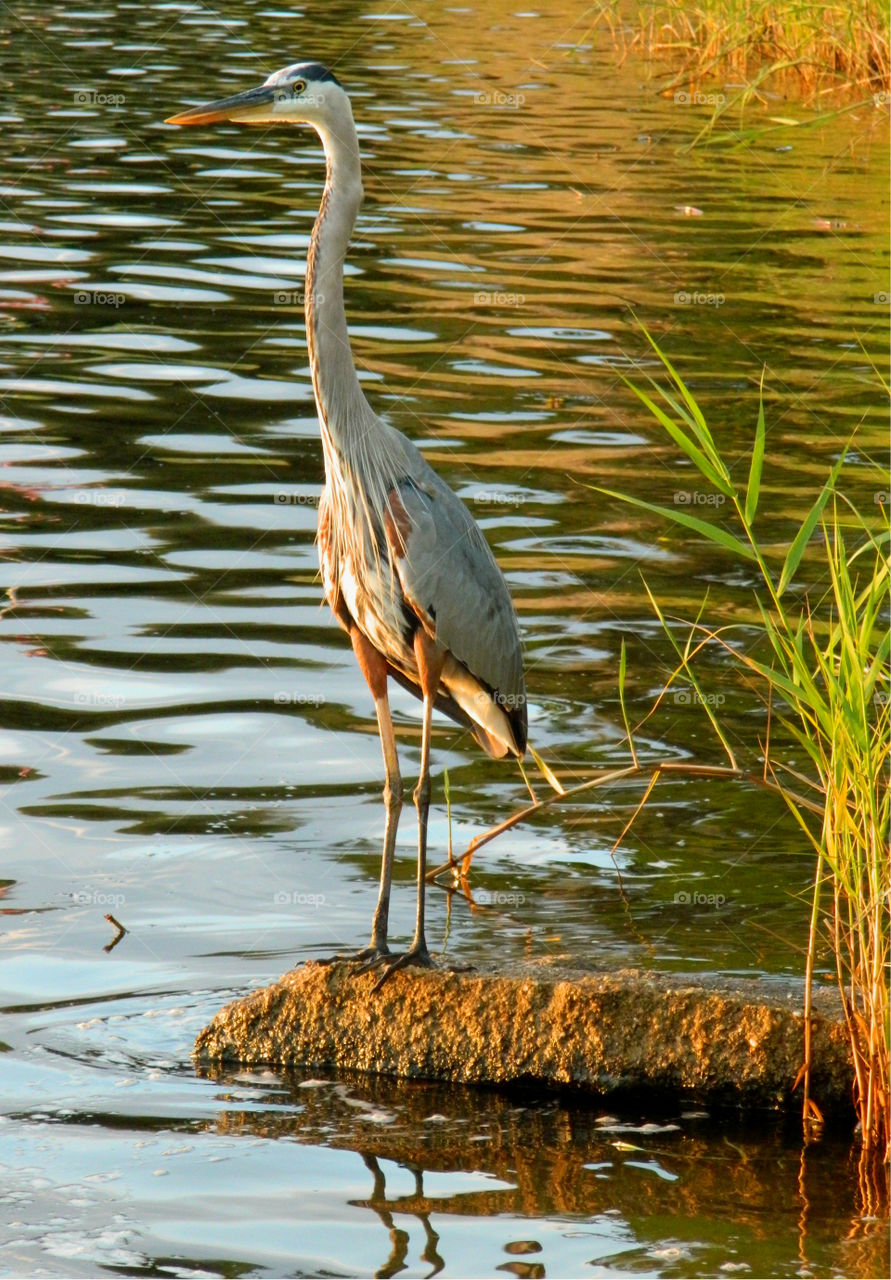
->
[203,1072,887,1279]
[3,1045,887,1279]
[0,0,888,1274]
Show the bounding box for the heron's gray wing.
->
[384,475,526,754]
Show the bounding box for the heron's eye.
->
[292,80,306,96]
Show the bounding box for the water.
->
[1,1,888,1275]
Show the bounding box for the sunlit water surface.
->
[1,1,888,1276]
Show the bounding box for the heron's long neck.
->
[305,116,376,460]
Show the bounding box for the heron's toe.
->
[369,945,435,991]
[315,944,391,968]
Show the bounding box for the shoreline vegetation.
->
[588,1,890,98]
[582,1,890,145]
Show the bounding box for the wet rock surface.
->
[194,960,851,1111]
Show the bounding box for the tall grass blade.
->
[778,450,848,596]
[530,745,564,795]
[593,487,757,561]
[618,638,639,768]
[745,380,767,525]
[624,380,735,495]
[443,767,453,867]
[638,325,729,479]
[642,580,739,771]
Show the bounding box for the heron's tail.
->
[440,655,526,760]
[386,663,525,759]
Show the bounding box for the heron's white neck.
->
[305,110,377,461]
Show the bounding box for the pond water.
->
[1,0,888,1276]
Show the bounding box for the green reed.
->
[597,329,889,1158]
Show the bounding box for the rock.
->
[194,961,852,1112]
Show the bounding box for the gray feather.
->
[390,460,524,706]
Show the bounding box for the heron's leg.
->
[318,628,401,966]
[408,678,436,955]
[351,626,403,958]
[371,630,443,989]
[368,683,402,953]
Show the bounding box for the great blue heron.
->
[167,62,527,982]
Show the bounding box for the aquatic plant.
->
[594,331,890,1161]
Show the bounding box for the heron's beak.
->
[165,83,278,126]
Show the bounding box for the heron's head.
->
[165,61,348,130]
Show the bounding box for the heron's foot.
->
[368,944,435,993]
[315,944,391,968]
